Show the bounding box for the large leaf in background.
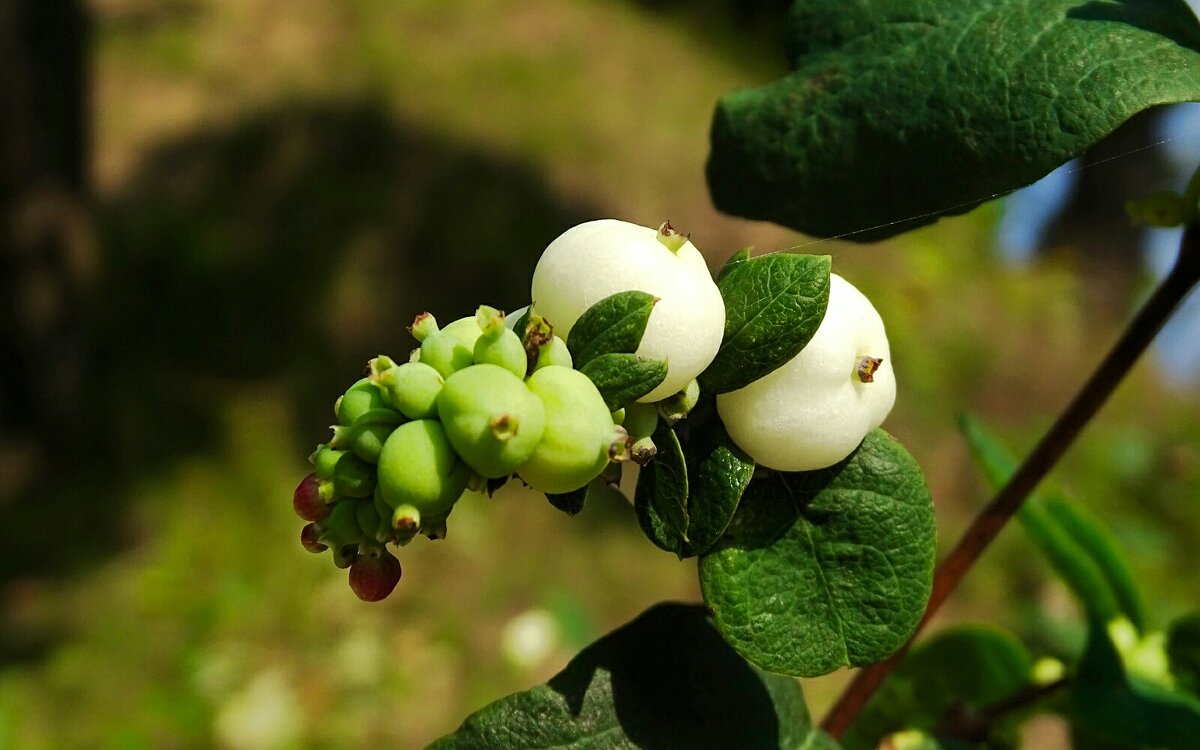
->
[842,626,1033,750]
[428,603,840,750]
[698,252,830,394]
[959,414,1147,629]
[636,411,755,558]
[1071,619,1200,750]
[699,430,935,677]
[707,0,1200,240]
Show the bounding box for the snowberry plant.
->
[290,1,1200,747]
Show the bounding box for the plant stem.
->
[936,676,1070,742]
[821,222,1200,740]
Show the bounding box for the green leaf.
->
[633,420,689,545]
[843,626,1033,750]
[566,291,657,369]
[958,414,1146,628]
[428,602,840,750]
[698,253,831,394]
[699,429,936,677]
[636,410,755,558]
[579,353,668,412]
[546,486,587,516]
[717,248,751,282]
[1168,612,1200,698]
[1071,619,1200,750]
[707,0,1200,240]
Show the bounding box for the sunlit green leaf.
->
[707,0,1200,239]
[699,253,830,394]
[699,430,935,677]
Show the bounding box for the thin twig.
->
[936,676,1071,742]
[821,222,1200,739]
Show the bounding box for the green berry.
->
[442,315,485,349]
[473,306,528,378]
[336,378,391,426]
[376,420,470,518]
[419,331,475,378]
[437,363,546,478]
[534,335,572,371]
[622,402,659,442]
[316,499,365,550]
[518,366,617,494]
[374,361,444,419]
[310,444,376,500]
[330,422,397,464]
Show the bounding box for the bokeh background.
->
[2,1,1198,748]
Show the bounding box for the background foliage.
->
[1,1,1198,748]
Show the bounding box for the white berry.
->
[530,219,725,402]
[717,273,895,471]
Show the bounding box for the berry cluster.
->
[291,218,899,602]
[293,305,627,601]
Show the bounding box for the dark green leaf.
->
[1071,619,1200,749]
[707,0,1200,239]
[699,253,831,394]
[636,413,755,558]
[717,248,751,282]
[1168,613,1200,698]
[843,626,1033,750]
[428,603,840,750]
[580,353,668,412]
[634,420,689,545]
[699,429,936,677]
[546,486,587,516]
[959,414,1146,628]
[567,291,658,369]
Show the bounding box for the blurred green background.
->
[1,1,1197,748]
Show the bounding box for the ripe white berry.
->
[717,273,895,471]
[530,219,725,403]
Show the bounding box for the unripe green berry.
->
[518,366,616,494]
[474,312,528,378]
[316,499,365,550]
[622,403,659,442]
[376,420,470,517]
[330,422,397,464]
[534,335,572,371]
[310,444,376,500]
[419,332,475,378]
[374,361,444,419]
[442,315,485,349]
[437,363,546,478]
[336,378,390,426]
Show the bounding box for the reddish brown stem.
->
[821,223,1200,739]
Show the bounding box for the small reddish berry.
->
[349,549,403,602]
[293,473,328,521]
